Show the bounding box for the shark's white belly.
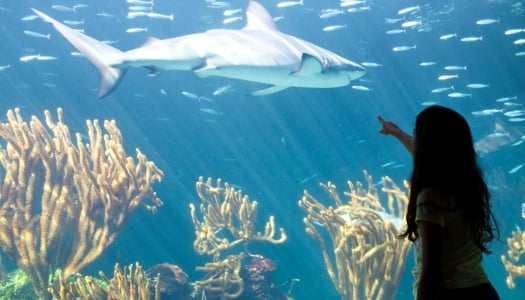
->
[198,65,351,88]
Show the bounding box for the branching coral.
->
[0,107,163,299]
[298,171,411,300]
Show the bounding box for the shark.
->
[32,1,366,99]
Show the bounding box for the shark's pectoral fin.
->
[250,85,288,96]
[145,67,161,77]
[293,53,323,76]
[193,64,216,78]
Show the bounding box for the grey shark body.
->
[32,1,365,98]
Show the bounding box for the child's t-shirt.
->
[412,188,489,295]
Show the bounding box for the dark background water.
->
[0,0,524,299]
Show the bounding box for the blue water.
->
[0,0,524,299]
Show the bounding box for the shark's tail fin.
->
[32,8,125,99]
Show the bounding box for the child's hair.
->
[398,105,499,253]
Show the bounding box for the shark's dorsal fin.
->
[243,1,277,31]
[142,37,159,47]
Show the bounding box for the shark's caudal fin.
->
[32,8,125,99]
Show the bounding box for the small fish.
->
[212,85,232,96]
[200,96,214,103]
[346,6,371,13]
[398,5,419,15]
[21,14,39,21]
[448,92,472,98]
[223,16,242,24]
[127,0,154,5]
[319,9,344,19]
[471,109,502,116]
[126,27,148,33]
[181,91,200,100]
[128,5,153,11]
[23,30,51,39]
[63,20,84,26]
[419,61,437,67]
[127,11,149,19]
[96,12,117,18]
[181,90,213,102]
[466,83,489,89]
[340,0,366,7]
[504,102,523,107]
[72,3,88,10]
[431,86,454,93]
[384,17,404,24]
[438,74,458,80]
[299,173,317,185]
[70,51,85,57]
[277,0,303,8]
[476,18,499,25]
[393,45,416,52]
[360,62,382,67]
[504,28,525,35]
[439,33,457,40]
[322,24,346,32]
[509,118,525,122]
[508,163,524,174]
[352,85,372,91]
[401,20,422,28]
[516,52,525,56]
[444,65,467,71]
[200,108,223,115]
[0,65,10,71]
[385,29,406,35]
[42,82,57,88]
[495,96,517,102]
[223,9,242,16]
[36,55,59,61]
[504,110,525,117]
[514,39,525,45]
[381,161,396,168]
[460,36,483,42]
[19,54,40,62]
[147,12,174,21]
[51,5,75,12]
[207,1,231,9]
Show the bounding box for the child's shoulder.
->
[417,188,456,210]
